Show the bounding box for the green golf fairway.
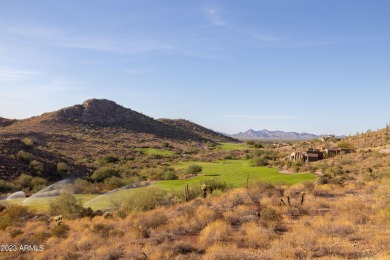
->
[3,160,315,211]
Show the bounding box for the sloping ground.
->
[0,135,88,181]
[0,99,240,180]
[159,118,239,143]
[0,99,238,144]
[341,126,390,149]
[1,179,389,259]
[0,117,17,127]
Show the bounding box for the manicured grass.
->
[138,148,176,156]
[4,194,97,212]
[216,142,249,151]
[155,159,316,190]
[3,159,316,211]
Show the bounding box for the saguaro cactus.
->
[201,184,208,198]
[300,192,306,205]
[184,184,189,202]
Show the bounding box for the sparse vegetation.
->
[1,100,390,258]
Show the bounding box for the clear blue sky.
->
[1,0,389,135]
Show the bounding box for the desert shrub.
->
[103,176,125,190]
[292,161,303,173]
[337,141,354,149]
[186,164,203,174]
[302,181,315,192]
[30,177,48,193]
[91,166,120,182]
[142,166,178,181]
[49,192,84,219]
[0,216,12,230]
[254,156,268,166]
[22,138,34,148]
[0,205,33,229]
[199,219,232,246]
[3,204,32,220]
[253,150,279,166]
[318,176,330,185]
[259,207,282,228]
[30,160,44,174]
[92,223,114,239]
[162,170,178,180]
[17,150,34,162]
[51,223,70,238]
[247,140,263,148]
[0,180,16,193]
[56,162,69,174]
[137,212,169,230]
[194,205,222,229]
[201,179,232,193]
[339,157,354,165]
[97,155,119,166]
[324,166,344,177]
[34,232,50,242]
[10,229,23,238]
[123,187,170,212]
[72,178,102,194]
[203,243,250,260]
[15,174,48,193]
[240,222,275,248]
[169,240,197,255]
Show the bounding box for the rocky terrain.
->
[0,99,239,180]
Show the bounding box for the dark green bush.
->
[0,180,16,193]
[49,192,84,219]
[103,176,125,190]
[91,167,120,182]
[123,187,170,212]
[56,162,69,175]
[97,155,119,166]
[186,165,202,174]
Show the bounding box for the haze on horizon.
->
[1,0,389,136]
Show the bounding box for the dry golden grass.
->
[0,175,390,259]
[198,219,232,246]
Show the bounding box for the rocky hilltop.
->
[0,99,239,180]
[1,99,238,143]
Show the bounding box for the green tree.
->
[49,192,84,219]
[91,167,120,182]
[186,164,202,174]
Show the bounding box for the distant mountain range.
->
[230,129,340,140]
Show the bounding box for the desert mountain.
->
[0,99,239,180]
[159,119,239,143]
[231,129,321,140]
[0,99,238,143]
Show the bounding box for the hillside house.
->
[291,148,324,163]
[324,148,340,157]
[324,147,353,157]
